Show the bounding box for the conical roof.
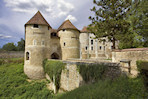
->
[25,11,51,28]
[81,26,90,33]
[58,20,79,31]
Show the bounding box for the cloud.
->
[65,15,77,22]
[0,34,12,39]
[3,0,75,18]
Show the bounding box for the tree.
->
[17,38,25,51]
[88,0,132,49]
[128,0,148,46]
[2,43,17,51]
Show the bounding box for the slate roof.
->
[58,20,79,31]
[25,11,51,28]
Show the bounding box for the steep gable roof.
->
[25,11,51,28]
[58,20,79,31]
[81,26,90,33]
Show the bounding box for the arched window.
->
[26,52,29,60]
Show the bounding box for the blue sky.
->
[0,0,94,47]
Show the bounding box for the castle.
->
[24,11,114,79]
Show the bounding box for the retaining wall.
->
[112,48,148,76]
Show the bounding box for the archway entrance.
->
[51,53,59,59]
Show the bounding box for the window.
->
[63,29,65,32]
[103,41,105,45]
[51,33,57,37]
[41,41,45,45]
[100,46,102,50]
[26,52,29,60]
[33,24,38,28]
[111,46,113,49]
[91,40,93,45]
[104,46,105,51]
[33,40,36,45]
[48,26,50,30]
[91,46,93,50]
[85,46,88,50]
[64,42,66,46]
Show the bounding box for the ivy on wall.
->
[77,63,108,83]
[43,59,65,91]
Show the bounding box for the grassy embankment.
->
[0,58,148,99]
[0,58,53,98]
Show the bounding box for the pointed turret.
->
[25,11,51,28]
[58,20,79,31]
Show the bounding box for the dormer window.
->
[33,24,38,28]
[51,32,57,38]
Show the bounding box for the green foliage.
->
[58,76,148,99]
[44,60,65,90]
[129,0,148,40]
[136,60,148,89]
[89,0,132,49]
[2,43,17,51]
[0,59,53,98]
[0,58,24,65]
[118,32,144,49]
[77,63,107,83]
[1,38,25,51]
[17,38,25,51]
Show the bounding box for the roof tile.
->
[58,20,79,31]
[25,11,51,28]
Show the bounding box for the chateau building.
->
[24,11,113,79]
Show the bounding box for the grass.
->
[58,76,148,99]
[0,58,148,99]
[0,59,53,99]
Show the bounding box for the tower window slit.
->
[64,42,66,46]
[26,52,29,60]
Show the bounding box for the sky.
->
[0,0,94,47]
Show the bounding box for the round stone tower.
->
[58,20,80,60]
[80,26,90,59]
[24,11,52,79]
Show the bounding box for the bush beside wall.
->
[44,59,65,90]
[77,63,107,83]
[137,60,148,89]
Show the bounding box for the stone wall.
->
[0,51,24,58]
[46,60,122,92]
[112,48,148,76]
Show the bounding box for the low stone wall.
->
[58,60,122,91]
[112,48,148,76]
[0,51,24,58]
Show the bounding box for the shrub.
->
[137,60,148,89]
[77,63,107,83]
[44,60,65,90]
